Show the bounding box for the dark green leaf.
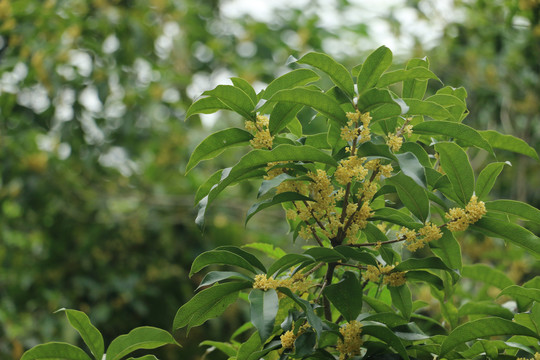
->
[267,254,314,277]
[413,121,493,154]
[278,287,323,339]
[323,271,363,321]
[57,309,104,360]
[395,152,427,188]
[357,46,393,94]
[267,88,347,126]
[269,102,303,135]
[405,270,444,290]
[404,98,453,120]
[439,318,540,356]
[371,208,422,229]
[237,331,262,360]
[246,192,313,224]
[21,343,92,360]
[357,88,404,114]
[457,301,513,320]
[434,142,474,205]
[262,68,320,100]
[356,142,397,161]
[498,285,540,303]
[389,285,412,320]
[472,216,540,255]
[203,85,255,120]
[106,327,179,360]
[216,246,267,273]
[197,271,254,290]
[403,57,430,99]
[297,52,355,98]
[395,257,452,272]
[200,340,237,357]
[479,130,539,160]
[185,97,230,119]
[249,289,279,342]
[185,128,253,173]
[333,246,378,266]
[485,200,540,224]
[388,171,430,223]
[462,264,513,289]
[377,67,439,88]
[173,281,251,332]
[399,142,431,167]
[429,228,462,273]
[424,94,467,122]
[304,247,346,262]
[190,249,257,276]
[362,321,410,360]
[476,162,510,200]
[231,77,257,105]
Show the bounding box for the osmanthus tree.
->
[21,47,540,360]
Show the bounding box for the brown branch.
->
[323,262,337,321]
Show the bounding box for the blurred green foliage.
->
[1,0,539,359]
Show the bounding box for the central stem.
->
[323,262,337,321]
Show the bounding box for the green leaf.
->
[323,271,363,321]
[262,68,320,100]
[457,301,514,320]
[485,200,540,224]
[357,46,393,94]
[498,285,540,303]
[185,128,253,173]
[267,88,347,126]
[439,318,540,356]
[388,171,430,223]
[106,327,178,360]
[434,142,474,205]
[333,245,378,266]
[304,247,346,262]
[429,228,462,273]
[412,121,493,154]
[57,309,104,360]
[197,271,254,290]
[185,97,230,119]
[203,85,255,120]
[206,144,338,207]
[389,285,412,320]
[21,343,92,360]
[217,246,268,274]
[190,249,257,276]
[357,88,404,114]
[395,257,452,272]
[267,254,314,277]
[462,264,513,289]
[395,152,427,188]
[243,243,287,259]
[362,321,410,360]
[297,52,355,98]
[371,208,422,229]
[377,67,439,88]
[404,99,453,120]
[249,289,279,342]
[400,142,431,167]
[356,142,397,161]
[405,270,444,290]
[200,340,237,357]
[246,192,312,224]
[476,162,509,200]
[125,356,160,360]
[269,102,303,135]
[231,77,257,105]
[479,130,539,160]
[278,287,323,339]
[237,331,262,360]
[424,94,467,122]
[472,216,540,256]
[402,57,430,99]
[173,281,251,332]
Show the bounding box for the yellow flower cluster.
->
[334,156,368,185]
[517,353,540,360]
[360,181,378,201]
[246,114,274,149]
[401,223,442,252]
[252,273,312,294]
[340,111,371,143]
[364,263,407,286]
[387,132,403,152]
[337,321,363,360]
[264,161,287,179]
[280,323,311,350]
[345,202,373,241]
[445,195,487,232]
[276,180,308,195]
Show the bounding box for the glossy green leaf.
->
[173,281,251,332]
[185,128,253,173]
[388,171,430,223]
[333,245,378,266]
[485,200,540,224]
[126,356,160,360]
[476,162,509,200]
[424,94,467,122]
[246,192,313,224]
[412,121,493,154]
[404,98,453,120]
[395,152,427,188]
[190,249,257,276]
[395,257,452,272]
[261,68,320,100]
[362,321,410,360]
[203,85,255,120]
[435,142,474,205]
[371,208,422,229]
[472,216,540,255]
[402,57,430,99]
[216,246,267,273]
[462,264,513,289]
[377,67,439,88]
[357,88,405,114]
[304,247,346,262]
[405,270,444,290]
[237,331,262,360]
[267,254,314,277]
[323,271,363,321]
[457,301,513,320]
[57,309,104,360]
[429,228,462,273]
[197,271,254,290]
[206,144,338,207]
[498,285,540,303]
[356,142,397,161]
[439,318,540,356]
[185,96,230,119]
[21,343,92,360]
[297,52,355,98]
[267,88,347,126]
[231,77,257,105]
[400,142,431,167]
[195,169,223,204]
[269,102,303,135]
[106,327,179,360]
[200,341,237,357]
[249,289,279,342]
[243,243,287,260]
[479,130,539,160]
[278,287,323,339]
[357,45,393,94]
[389,285,412,320]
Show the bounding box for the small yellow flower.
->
[445,195,486,232]
[384,271,407,287]
[387,132,403,152]
[246,115,274,149]
[253,274,277,291]
[337,321,363,360]
[280,330,295,349]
